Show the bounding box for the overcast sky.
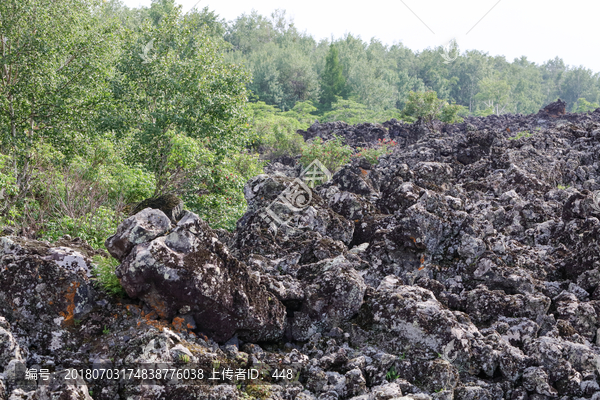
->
[122,0,600,73]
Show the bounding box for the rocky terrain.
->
[3,100,600,399]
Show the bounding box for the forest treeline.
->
[1,0,599,252]
[221,8,600,117]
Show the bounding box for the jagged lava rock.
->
[112,210,286,343]
[105,207,171,261]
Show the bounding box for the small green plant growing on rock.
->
[178,354,190,363]
[385,366,399,381]
[102,325,110,335]
[509,131,532,140]
[92,255,126,297]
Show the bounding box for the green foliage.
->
[474,106,495,117]
[0,154,17,212]
[508,131,532,140]
[178,354,191,363]
[246,101,307,157]
[111,4,251,190]
[402,91,446,125]
[385,366,399,382]
[353,138,397,165]
[321,99,403,125]
[13,136,154,248]
[474,78,511,115]
[92,255,126,297]
[574,98,600,113]
[0,0,121,218]
[184,151,265,231]
[440,102,469,123]
[299,136,352,174]
[320,44,346,110]
[42,208,119,250]
[245,384,271,399]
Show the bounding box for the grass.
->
[178,354,190,363]
[385,366,399,382]
[92,255,126,297]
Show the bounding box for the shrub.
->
[12,135,155,248]
[574,98,600,113]
[41,207,119,250]
[183,151,265,231]
[92,255,126,297]
[402,91,445,125]
[321,98,404,125]
[247,101,306,158]
[352,138,397,165]
[440,102,468,123]
[299,136,352,174]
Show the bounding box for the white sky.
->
[122,0,600,73]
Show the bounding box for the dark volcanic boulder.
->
[290,256,366,341]
[105,208,171,261]
[539,98,567,117]
[112,211,286,343]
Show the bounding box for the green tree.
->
[320,44,346,110]
[111,2,250,194]
[0,0,120,217]
[474,78,511,115]
[402,91,445,126]
[574,98,600,113]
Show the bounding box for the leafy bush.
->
[92,255,126,297]
[353,138,397,165]
[3,135,154,249]
[403,91,469,125]
[41,207,119,250]
[385,366,399,381]
[440,102,469,123]
[247,101,306,158]
[300,136,352,174]
[184,151,265,231]
[402,91,445,125]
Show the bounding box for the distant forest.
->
[107,0,600,118]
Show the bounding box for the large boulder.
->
[113,211,286,343]
[105,208,171,261]
[290,256,366,341]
